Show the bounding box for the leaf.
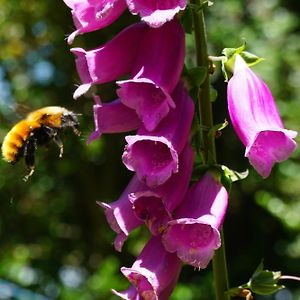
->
[248,261,284,295]
[210,85,218,102]
[189,66,207,87]
[227,261,285,298]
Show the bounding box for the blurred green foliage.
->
[0,0,299,299]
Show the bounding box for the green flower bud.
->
[247,262,284,295]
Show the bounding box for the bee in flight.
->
[1,106,80,181]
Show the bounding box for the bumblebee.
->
[1,106,80,180]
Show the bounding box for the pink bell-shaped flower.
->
[228,55,297,178]
[71,22,147,99]
[117,19,185,131]
[88,96,140,143]
[122,82,194,187]
[64,0,127,44]
[128,143,194,235]
[162,172,228,269]
[98,175,147,251]
[114,236,181,300]
[126,0,186,28]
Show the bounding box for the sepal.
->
[221,43,264,81]
[227,261,284,298]
[249,261,284,295]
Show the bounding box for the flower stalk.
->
[190,1,230,299]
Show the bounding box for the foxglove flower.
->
[122,82,194,187]
[99,175,147,251]
[228,55,297,178]
[117,19,185,131]
[71,22,147,99]
[64,0,127,44]
[129,143,194,235]
[115,236,181,300]
[162,172,228,269]
[126,0,186,28]
[88,96,140,143]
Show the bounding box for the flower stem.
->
[190,2,230,300]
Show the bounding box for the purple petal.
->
[88,97,140,143]
[246,130,297,178]
[162,219,221,269]
[64,0,127,44]
[120,237,181,300]
[128,143,195,234]
[71,22,148,98]
[228,55,297,177]
[117,19,185,131]
[153,143,195,212]
[129,190,172,235]
[123,135,178,187]
[117,77,175,131]
[162,172,228,268]
[126,0,186,28]
[98,175,147,251]
[122,82,194,187]
[112,285,141,300]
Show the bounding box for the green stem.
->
[190,1,230,300]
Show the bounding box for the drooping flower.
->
[64,0,127,44]
[88,96,140,143]
[128,143,195,235]
[98,175,147,251]
[70,22,147,99]
[114,236,181,300]
[126,0,186,28]
[162,171,228,269]
[227,54,297,178]
[117,19,185,131]
[122,82,194,187]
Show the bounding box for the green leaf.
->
[227,261,285,298]
[189,86,200,103]
[210,85,218,102]
[189,66,207,87]
[248,261,284,295]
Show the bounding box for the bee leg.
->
[53,135,64,158]
[42,126,63,157]
[23,136,37,181]
[23,168,35,182]
[72,125,80,136]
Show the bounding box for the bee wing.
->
[14,103,33,119]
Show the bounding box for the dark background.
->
[0,0,299,299]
